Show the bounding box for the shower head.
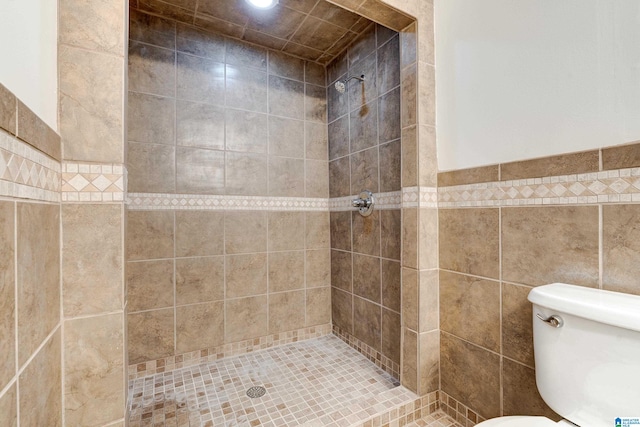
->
[334,74,365,93]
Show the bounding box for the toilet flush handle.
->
[536,313,564,328]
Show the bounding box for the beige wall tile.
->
[225,211,267,254]
[128,92,175,145]
[418,125,438,187]
[402,267,418,331]
[381,259,400,312]
[377,34,400,94]
[176,146,225,194]
[176,101,224,149]
[175,211,224,257]
[402,208,418,269]
[269,251,304,293]
[331,287,353,333]
[127,141,176,193]
[353,254,381,303]
[19,330,61,427]
[439,208,499,279]
[305,83,327,123]
[502,206,599,287]
[500,150,599,181]
[503,358,560,419]
[176,257,224,305]
[64,314,124,426]
[602,141,640,170]
[418,208,438,269]
[400,64,417,128]
[438,165,499,187]
[128,41,175,97]
[269,291,305,334]
[268,116,304,158]
[419,330,439,395]
[176,301,224,353]
[226,253,268,298]
[16,101,61,161]
[440,333,501,419]
[419,269,438,333]
[401,125,417,187]
[306,250,331,288]
[352,211,380,257]
[603,204,640,295]
[60,45,124,162]
[128,309,174,364]
[225,296,268,342]
[177,53,225,104]
[305,122,328,161]
[353,296,381,350]
[127,260,174,312]
[305,212,330,249]
[176,23,224,60]
[379,139,401,191]
[349,101,378,153]
[331,250,352,292]
[306,287,331,326]
[381,308,400,364]
[380,209,401,260]
[0,202,15,390]
[330,211,351,251]
[440,271,500,352]
[17,203,60,366]
[268,211,304,251]
[0,83,17,135]
[129,9,176,49]
[306,159,330,198]
[225,152,268,196]
[226,109,268,153]
[350,147,379,194]
[328,116,349,160]
[62,204,123,317]
[59,0,124,55]
[502,283,535,367]
[401,328,417,393]
[0,383,17,427]
[127,210,174,261]
[268,156,305,197]
[329,157,351,198]
[417,62,435,126]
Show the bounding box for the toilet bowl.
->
[474,283,640,427]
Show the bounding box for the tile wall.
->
[327,23,403,375]
[0,84,63,426]
[438,143,640,421]
[126,8,331,366]
[58,0,128,425]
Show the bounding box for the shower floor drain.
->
[246,386,266,398]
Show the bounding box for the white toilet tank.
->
[529,283,640,427]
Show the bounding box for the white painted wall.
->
[0,0,58,131]
[435,0,640,171]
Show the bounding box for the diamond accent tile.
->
[62,162,126,203]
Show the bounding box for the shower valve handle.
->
[352,190,374,217]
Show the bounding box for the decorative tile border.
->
[128,323,332,380]
[329,190,402,211]
[438,168,640,207]
[0,129,60,202]
[403,186,438,208]
[61,162,125,202]
[439,391,485,426]
[127,192,329,211]
[333,324,400,380]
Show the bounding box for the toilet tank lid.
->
[528,283,640,333]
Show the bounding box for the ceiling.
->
[132,0,380,64]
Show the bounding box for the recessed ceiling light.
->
[246,0,279,9]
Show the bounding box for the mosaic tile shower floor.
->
[128,335,461,426]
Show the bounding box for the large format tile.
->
[603,204,640,295]
[64,314,124,426]
[127,142,176,193]
[176,100,224,149]
[176,146,225,194]
[59,0,125,55]
[128,41,175,97]
[353,254,381,303]
[306,250,331,288]
[502,206,599,287]
[502,359,560,419]
[127,260,174,312]
[306,287,331,326]
[440,333,501,419]
[353,296,381,350]
[128,92,175,145]
[269,251,304,292]
[440,271,500,352]
[0,202,14,391]
[439,208,499,279]
[176,53,224,104]
[225,254,268,298]
[269,291,305,334]
[128,309,174,364]
[127,210,174,261]
[332,287,353,333]
[0,384,17,427]
[176,257,224,305]
[16,203,60,366]
[225,211,267,254]
[502,282,535,367]
[60,45,124,162]
[175,211,224,257]
[62,204,123,316]
[225,296,268,342]
[268,211,304,251]
[176,302,224,353]
[352,210,380,256]
[226,109,268,153]
[19,331,61,426]
[225,152,268,196]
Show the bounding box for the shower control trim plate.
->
[352,190,375,217]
